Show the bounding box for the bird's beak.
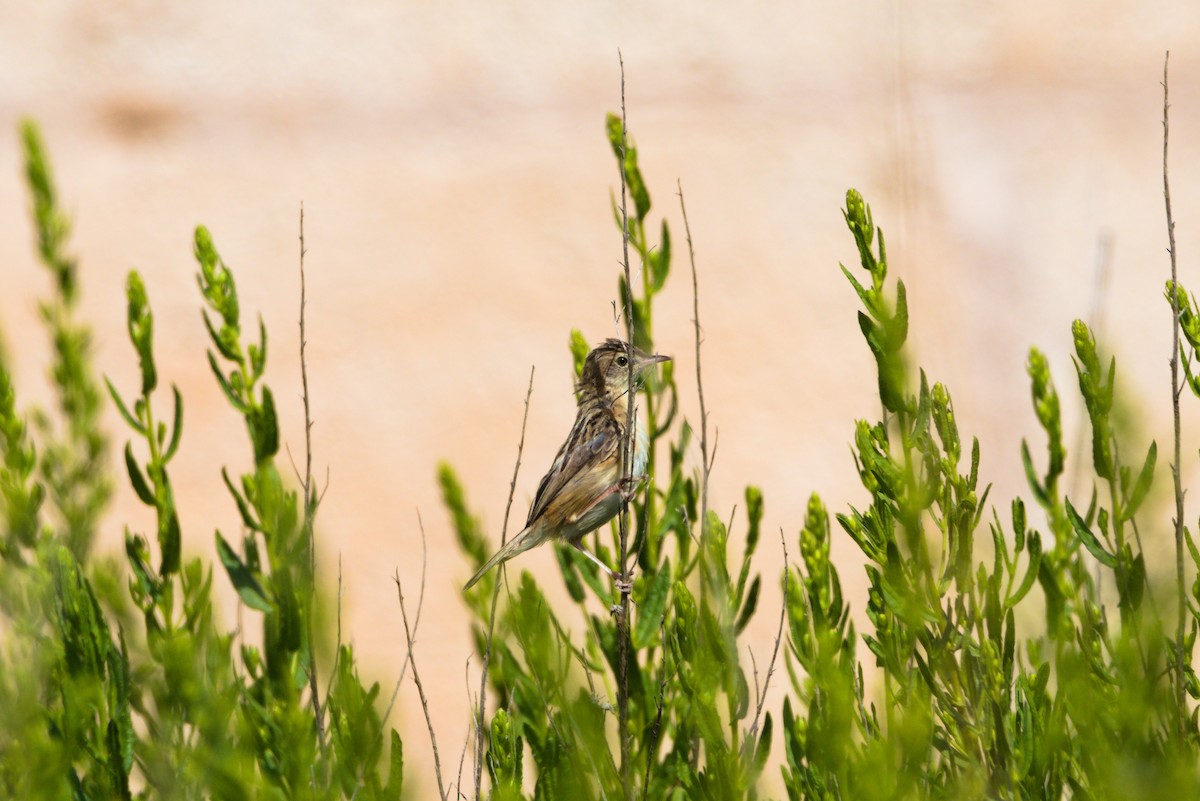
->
[635,353,671,372]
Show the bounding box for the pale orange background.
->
[3,3,1200,796]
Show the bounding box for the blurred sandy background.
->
[3,1,1200,794]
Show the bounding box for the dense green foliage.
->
[0,123,402,800]
[3,101,1200,801]
[450,122,1200,799]
[449,112,772,801]
[779,193,1196,800]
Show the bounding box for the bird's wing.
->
[526,410,621,526]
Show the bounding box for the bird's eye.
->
[616,355,629,367]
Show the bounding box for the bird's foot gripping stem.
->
[618,474,646,501]
[612,570,633,595]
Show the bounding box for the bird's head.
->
[577,338,670,401]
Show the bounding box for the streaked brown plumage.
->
[463,339,670,591]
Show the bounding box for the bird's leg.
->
[571,540,634,595]
[570,539,612,574]
[618,474,646,501]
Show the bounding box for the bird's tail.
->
[462,526,541,591]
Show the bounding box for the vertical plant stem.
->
[638,239,662,557]
[1163,50,1187,738]
[616,50,634,800]
[474,366,534,800]
[382,513,428,726]
[748,530,788,741]
[395,519,446,801]
[298,203,325,749]
[678,180,710,583]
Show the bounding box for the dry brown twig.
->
[321,555,344,708]
[677,180,711,549]
[457,660,474,801]
[748,529,789,742]
[353,522,428,801]
[383,511,429,722]
[640,617,671,801]
[295,203,327,753]
[614,49,636,799]
[473,365,535,800]
[394,516,446,801]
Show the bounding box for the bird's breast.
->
[633,416,649,478]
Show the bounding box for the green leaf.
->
[275,583,302,659]
[1186,525,1200,569]
[605,112,624,158]
[569,328,589,379]
[625,148,651,223]
[1066,498,1116,568]
[857,310,878,349]
[106,720,132,801]
[1119,553,1146,612]
[880,572,940,626]
[207,351,246,412]
[383,729,404,801]
[1012,498,1027,552]
[251,386,279,463]
[104,376,146,435]
[124,530,158,602]
[124,443,155,506]
[633,557,671,648]
[1016,696,1035,779]
[734,551,753,610]
[753,712,772,777]
[732,662,751,720]
[126,271,157,395]
[222,467,261,531]
[1006,531,1042,609]
[250,315,268,379]
[202,309,240,362]
[735,575,761,635]
[837,510,879,562]
[875,225,888,280]
[745,485,763,557]
[108,631,135,774]
[840,263,872,309]
[891,278,909,348]
[1020,440,1050,508]
[159,497,181,577]
[215,530,272,612]
[1122,441,1156,521]
[555,547,586,603]
[649,220,671,293]
[163,384,184,462]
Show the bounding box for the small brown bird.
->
[463,339,670,591]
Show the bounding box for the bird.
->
[463,338,670,592]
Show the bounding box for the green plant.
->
[780,189,1198,800]
[21,121,110,562]
[449,104,776,801]
[5,63,1200,801]
[0,122,403,800]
